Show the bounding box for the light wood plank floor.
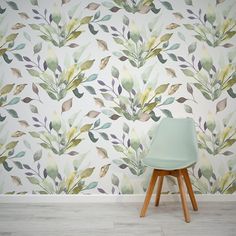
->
[0,202,235,236]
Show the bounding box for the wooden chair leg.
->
[155,176,164,206]
[177,171,190,223]
[182,168,198,211]
[140,169,158,217]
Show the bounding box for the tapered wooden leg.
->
[182,168,198,211]
[177,171,190,223]
[155,176,164,206]
[140,170,158,217]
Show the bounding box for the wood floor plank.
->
[0,202,235,236]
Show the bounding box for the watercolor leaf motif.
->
[0,83,27,122]
[178,46,236,101]
[190,156,236,194]
[0,137,25,172]
[28,110,111,155]
[112,124,151,176]
[22,47,96,101]
[87,9,112,35]
[22,154,97,194]
[0,11,25,64]
[197,113,236,156]
[28,4,92,47]
[111,16,179,68]
[97,67,178,121]
[184,4,236,47]
[102,0,161,14]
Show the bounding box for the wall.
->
[0,0,236,195]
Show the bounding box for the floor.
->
[0,202,235,236]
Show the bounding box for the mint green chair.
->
[140,118,198,223]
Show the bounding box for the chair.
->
[140,117,198,223]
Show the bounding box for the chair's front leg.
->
[140,169,158,217]
[177,170,190,223]
[182,168,198,211]
[155,176,164,206]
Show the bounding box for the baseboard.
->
[0,194,235,203]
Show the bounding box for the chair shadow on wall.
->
[140,118,199,223]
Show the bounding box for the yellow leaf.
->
[140,87,152,106]
[65,65,76,81]
[66,171,76,190]
[67,127,77,141]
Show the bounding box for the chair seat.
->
[142,158,196,170]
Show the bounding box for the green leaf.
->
[6,141,18,150]
[80,167,95,178]
[184,104,192,113]
[200,156,213,180]
[46,48,58,72]
[84,182,98,190]
[160,1,173,10]
[80,124,93,132]
[33,42,42,54]
[182,69,194,77]
[80,16,93,24]
[88,131,98,142]
[0,156,7,164]
[27,69,40,77]
[0,84,14,95]
[33,150,42,162]
[161,109,173,117]
[111,66,119,78]
[184,0,192,5]
[46,156,58,180]
[111,174,119,187]
[188,42,197,54]
[160,33,172,42]
[121,175,134,194]
[27,177,40,185]
[155,84,169,94]
[80,60,95,71]
[29,131,40,138]
[6,1,18,10]
[6,33,18,42]
[6,109,18,118]
[30,0,38,5]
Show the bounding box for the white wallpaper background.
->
[0,0,236,195]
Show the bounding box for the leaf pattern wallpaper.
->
[0,0,236,195]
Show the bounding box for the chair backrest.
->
[147,118,198,162]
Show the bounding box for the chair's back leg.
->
[177,170,190,223]
[182,168,198,211]
[140,169,158,217]
[155,175,164,206]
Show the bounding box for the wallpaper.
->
[0,0,236,195]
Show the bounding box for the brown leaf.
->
[62,0,71,4]
[173,12,184,20]
[62,98,73,113]
[99,164,110,177]
[11,176,22,186]
[86,110,100,118]
[96,39,108,51]
[216,98,227,113]
[14,84,27,95]
[168,84,181,95]
[166,23,180,30]
[94,97,104,108]
[96,147,108,159]
[18,12,29,19]
[11,68,22,78]
[100,56,111,70]
[18,120,29,127]
[11,23,25,30]
[86,2,100,10]
[165,68,176,77]
[11,131,26,137]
